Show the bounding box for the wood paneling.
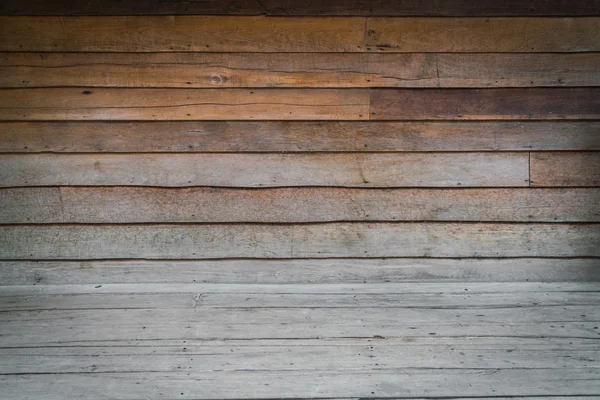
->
[1,224,598,259]
[2,121,598,152]
[2,259,598,285]
[365,18,600,52]
[370,88,600,120]
[2,187,599,223]
[0,88,369,121]
[3,0,599,16]
[3,53,599,88]
[2,17,598,53]
[0,153,529,188]
[531,152,600,187]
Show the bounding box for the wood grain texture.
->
[0,88,368,121]
[0,153,530,188]
[2,259,598,285]
[2,17,598,53]
[2,121,598,152]
[2,0,599,16]
[3,53,599,88]
[2,187,599,223]
[0,223,597,259]
[370,88,600,120]
[365,17,600,52]
[531,152,600,187]
[0,16,366,52]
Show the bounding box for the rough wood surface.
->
[365,17,600,52]
[0,153,530,188]
[370,88,600,120]
[2,0,599,16]
[2,17,598,52]
[2,259,599,285]
[2,121,598,152]
[531,152,600,187]
[0,223,597,259]
[3,53,599,88]
[2,187,599,223]
[0,88,369,121]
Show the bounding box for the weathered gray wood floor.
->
[1,264,599,399]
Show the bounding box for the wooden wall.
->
[0,1,599,284]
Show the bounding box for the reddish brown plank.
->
[369,88,600,120]
[530,152,600,187]
[1,121,598,153]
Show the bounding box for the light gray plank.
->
[1,259,599,285]
[3,187,599,223]
[0,223,598,259]
[0,153,530,188]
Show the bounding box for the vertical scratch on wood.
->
[192,293,203,308]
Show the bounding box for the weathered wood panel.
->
[2,187,599,223]
[531,152,600,187]
[3,0,599,16]
[2,121,598,152]
[365,17,600,52]
[2,17,598,53]
[2,370,598,399]
[370,88,600,120]
[0,16,366,52]
[0,88,369,121]
[3,53,599,88]
[2,259,599,285]
[0,223,597,259]
[0,153,529,188]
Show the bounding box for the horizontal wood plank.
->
[2,17,598,52]
[2,0,599,16]
[2,259,599,285]
[2,121,598,152]
[0,153,529,188]
[0,88,369,121]
[3,53,599,88]
[2,187,599,223]
[365,17,600,52]
[0,16,366,52]
[0,223,597,259]
[531,152,600,187]
[370,88,600,120]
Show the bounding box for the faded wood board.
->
[0,223,598,259]
[2,187,599,223]
[369,88,600,120]
[0,16,366,52]
[0,88,369,121]
[531,152,600,187]
[3,53,599,88]
[2,0,599,16]
[2,369,598,399]
[365,17,600,52]
[2,259,599,285]
[2,121,598,152]
[0,153,530,188]
[2,17,598,53]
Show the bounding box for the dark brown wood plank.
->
[2,121,598,152]
[0,223,598,259]
[0,153,530,188]
[369,88,600,120]
[3,53,599,88]
[0,88,369,121]
[365,17,600,52]
[2,0,598,16]
[2,187,598,223]
[531,152,600,187]
[0,0,263,15]
[0,16,366,52]
[261,0,600,16]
